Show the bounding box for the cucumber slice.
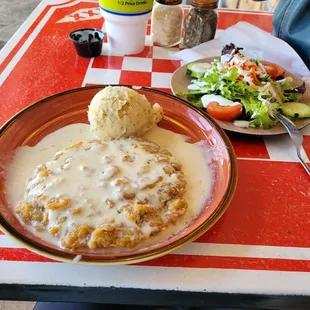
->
[186,63,211,78]
[281,102,310,118]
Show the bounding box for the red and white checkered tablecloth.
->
[0,0,310,296]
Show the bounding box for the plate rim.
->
[0,85,238,265]
[170,57,310,136]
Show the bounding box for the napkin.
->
[174,22,310,79]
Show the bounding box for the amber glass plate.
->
[171,57,310,136]
[0,86,237,265]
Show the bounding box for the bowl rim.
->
[0,85,238,265]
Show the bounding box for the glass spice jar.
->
[183,0,218,48]
[151,0,183,47]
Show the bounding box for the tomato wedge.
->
[260,60,285,79]
[206,101,243,121]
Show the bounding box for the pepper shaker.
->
[151,0,183,47]
[183,0,218,48]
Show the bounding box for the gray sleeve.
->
[273,0,310,69]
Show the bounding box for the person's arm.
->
[273,0,310,69]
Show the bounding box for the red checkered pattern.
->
[84,44,181,91]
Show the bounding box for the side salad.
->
[177,43,310,128]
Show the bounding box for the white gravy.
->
[5,124,213,251]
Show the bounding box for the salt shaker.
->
[151,0,183,47]
[183,0,218,48]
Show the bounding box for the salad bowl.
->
[171,57,310,136]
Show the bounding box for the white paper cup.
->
[100,9,151,55]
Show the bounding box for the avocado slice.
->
[281,102,310,118]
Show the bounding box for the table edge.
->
[1,284,310,309]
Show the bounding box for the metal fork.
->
[274,113,310,175]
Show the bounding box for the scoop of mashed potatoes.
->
[88,86,163,140]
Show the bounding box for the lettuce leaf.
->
[221,43,243,56]
[284,92,303,102]
[279,79,305,102]
[176,92,204,108]
[239,97,276,128]
[186,94,204,108]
